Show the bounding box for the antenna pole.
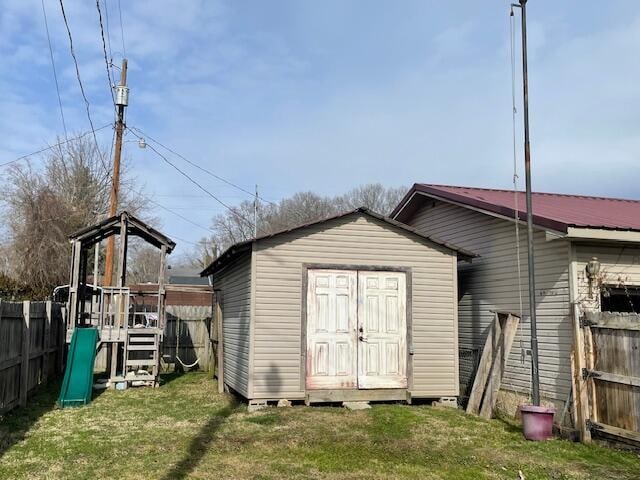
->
[254,184,258,238]
[518,0,540,406]
[104,59,128,286]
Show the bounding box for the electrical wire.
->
[96,0,116,110]
[0,124,112,170]
[129,126,271,203]
[58,0,112,178]
[147,198,214,234]
[510,7,525,326]
[140,141,267,235]
[41,0,68,141]
[128,126,309,226]
[117,0,126,57]
[510,5,531,401]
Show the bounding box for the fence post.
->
[59,305,66,375]
[43,301,52,383]
[203,316,212,373]
[19,300,31,407]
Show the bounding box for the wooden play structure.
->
[66,211,175,388]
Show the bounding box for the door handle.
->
[359,335,368,342]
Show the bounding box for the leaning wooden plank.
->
[479,314,519,419]
[590,421,640,444]
[466,314,501,415]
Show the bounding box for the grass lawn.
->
[0,373,638,479]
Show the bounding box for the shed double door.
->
[306,269,407,390]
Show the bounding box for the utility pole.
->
[254,184,258,238]
[515,0,541,406]
[104,59,129,286]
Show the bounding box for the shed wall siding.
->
[406,199,572,402]
[214,252,252,397]
[252,214,458,400]
[575,244,640,312]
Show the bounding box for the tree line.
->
[0,137,406,299]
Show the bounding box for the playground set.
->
[58,212,176,407]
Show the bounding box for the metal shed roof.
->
[201,207,477,276]
[392,184,640,233]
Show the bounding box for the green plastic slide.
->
[58,327,99,408]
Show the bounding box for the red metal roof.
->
[392,184,640,233]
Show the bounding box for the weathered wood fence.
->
[163,305,213,372]
[0,300,65,415]
[574,311,640,445]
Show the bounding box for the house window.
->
[600,285,640,313]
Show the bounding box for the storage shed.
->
[201,208,475,407]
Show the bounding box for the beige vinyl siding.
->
[575,244,640,312]
[214,251,251,397]
[407,199,572,403]
[251,213,458,400]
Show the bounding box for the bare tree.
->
[127,244,162,284]
[194,184,407,260]
[1,135,148,298]
[335,183,408,215]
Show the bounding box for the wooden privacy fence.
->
[574,311,640,445]
[163,306,213,372]
[0,300,65,415]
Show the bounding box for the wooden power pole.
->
[104,59,128,286]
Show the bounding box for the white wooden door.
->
[306,270,358,389]
[357,271,407,389]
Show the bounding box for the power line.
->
[58,0,111,178]
[102,0,113,62]
[96,0,116,110]
[41,0,68,141]
[0,124,112,170]
[129,126,263,201]
[140,140,266,235]
[117,0,126,57]
[128,126,297,218]
[147,198,213,234]
[167,234,198,247]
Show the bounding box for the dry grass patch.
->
[1,373,638,479]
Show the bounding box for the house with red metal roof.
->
[392,184,640,419]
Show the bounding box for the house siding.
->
[213,251,252,397]
[405,199,572,403]
[575,244,640,312]
[251,213,459,400]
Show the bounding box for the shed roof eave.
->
[566,227,640,244]
[200,207,478,275]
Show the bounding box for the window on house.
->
[600,285,640,313]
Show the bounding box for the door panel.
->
[306,270,357,389]
[357,271,407,389]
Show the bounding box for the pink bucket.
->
[520,405,555,441]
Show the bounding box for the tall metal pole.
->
[104,59,128,286]
[519,0,540,406]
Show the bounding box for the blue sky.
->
[1,1,639,256]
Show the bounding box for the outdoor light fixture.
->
[138,138,147,149]
[586,256,601,298]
